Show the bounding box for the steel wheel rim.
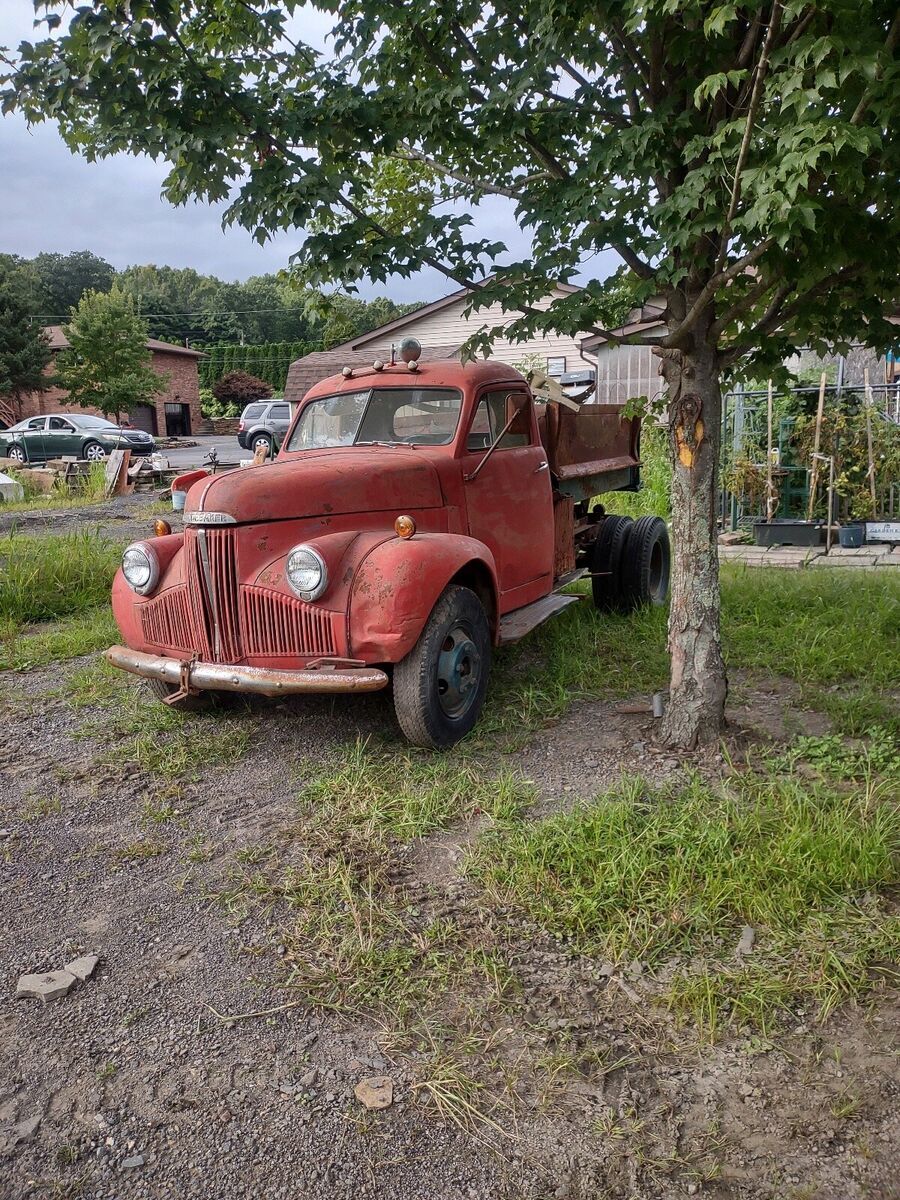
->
[436,622,481,719]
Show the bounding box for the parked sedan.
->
[0,415,156,464]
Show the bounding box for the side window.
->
[467,391,531,451]
[268,404,290,420]
[243,404,267,421]
[49,417,74,431]
[27,417,46,430]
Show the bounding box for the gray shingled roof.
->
[284,343,463,404]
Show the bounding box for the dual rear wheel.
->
[591,514,670,612]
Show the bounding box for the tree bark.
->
[657,317,728,749]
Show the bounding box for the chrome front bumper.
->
[105,645,389,695]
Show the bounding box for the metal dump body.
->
[538,402,641,500]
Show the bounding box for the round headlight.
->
[122,542,159,595]
[285,544,327,602]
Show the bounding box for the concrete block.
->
[0,472,25,503]
[15,468,58,495]
[811,555,878,568]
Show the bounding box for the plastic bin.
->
[838,523,865,549]
[753,520,825,548]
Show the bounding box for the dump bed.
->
[537,402,641,500]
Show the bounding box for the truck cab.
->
[107,345,669,747]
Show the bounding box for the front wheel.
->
[251,434,273,458]
[393,584,491,749]
[83,440,107,462]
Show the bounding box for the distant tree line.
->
[0,249,422,361]
[196,340,320,393]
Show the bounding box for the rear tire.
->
[393,584,491,749]
[7,444,27,464]
[619,516,671,611]
[591,516,633,610]
[145,677,214,711]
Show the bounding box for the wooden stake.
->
[864,367,877,516]
[766,379,775,521]
[806,371,827,521]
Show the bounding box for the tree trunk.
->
[657,323,728,749]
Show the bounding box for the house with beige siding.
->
[285,282,600,404]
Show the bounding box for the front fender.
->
[349,533,499,663]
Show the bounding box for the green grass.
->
[101,692,252,780]
[0,531,121,626]
[602,420,671,519]
[0,604,118,670]
[720,567,900,733]
[298,738,536,841]
[0,462,109,512]
[481,564,899,745]
[469,768,900,1036]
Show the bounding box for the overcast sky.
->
[0,2,601,303]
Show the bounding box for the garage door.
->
[129,405,157,435]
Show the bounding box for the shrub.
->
[211,371,273,408]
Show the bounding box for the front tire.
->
[83,441,107,462]
[393,584,491,749]
[251,434,273,458]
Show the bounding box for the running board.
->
[498,594,582,644]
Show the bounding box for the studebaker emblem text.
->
[183,511,237,525]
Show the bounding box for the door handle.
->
[534,461,549,473]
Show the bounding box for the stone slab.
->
[0,472,25,503]
[15,970,76,1003]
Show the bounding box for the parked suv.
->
[237,400,294,456]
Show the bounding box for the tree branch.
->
[395,144,525,200]
[661,238,775,347]
[611,242,656,281]
[708,275,777,340]
[851,8,900,125]
[712,1,782,278]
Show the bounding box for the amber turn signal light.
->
[153,519,172,537]
[394,515,416,539]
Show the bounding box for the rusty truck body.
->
[107,346,669,747]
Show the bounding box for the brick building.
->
[4,327,205,436]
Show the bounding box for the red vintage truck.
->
[106,342,669,747]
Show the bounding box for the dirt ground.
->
[1,505,898,1200]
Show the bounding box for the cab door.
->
[46,415,80,458]
[460,389,554,610]
[19,416,48,462]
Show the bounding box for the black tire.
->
[145,677,213,711]
[591,515,633,610]
[83,440,107,462]
[619,516,671,611]
[7,444,27,464]
[251,433,273,458]
[393,584,491,749]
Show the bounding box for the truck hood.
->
[186,449,444,523]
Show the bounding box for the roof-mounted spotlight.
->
[341,366,353,378]
[399,337,422,364]
[373,359,385,371]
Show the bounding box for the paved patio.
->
[719,541,900,569]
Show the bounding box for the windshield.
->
[287,388,463,451]
[72,416,118,429]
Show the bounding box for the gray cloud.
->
[0,2,614,302]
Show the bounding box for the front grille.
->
[140,587,194,652]
[142,532,339,663]
[182,527,241,662]
[240,586,339,658]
